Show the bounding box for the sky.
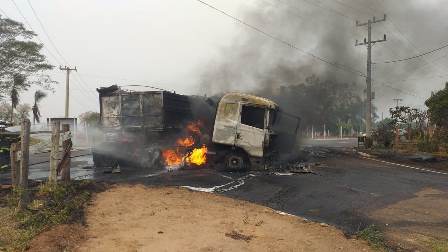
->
[0,0,447,120]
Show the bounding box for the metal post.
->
[323,124,326,139]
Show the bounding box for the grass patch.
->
[357,225,386,250]
[430,239,448,252]
[29,137,42,146]
[0,180,96,251]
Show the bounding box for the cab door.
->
[235,104,267,158]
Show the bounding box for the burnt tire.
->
[224,152,249,171]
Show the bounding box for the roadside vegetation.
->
[0,15,55,126]
[357,225,386,250]
[429,239,448,252]
[371,83,448,157]
[0,180,97,251]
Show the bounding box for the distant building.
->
[47,117,78,133]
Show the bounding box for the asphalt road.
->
[2,138,447,248]
[85,138,448,238]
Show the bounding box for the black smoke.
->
[197,0,448,132]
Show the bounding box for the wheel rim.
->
[227,155,244,170]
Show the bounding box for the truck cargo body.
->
[93,85,192,167]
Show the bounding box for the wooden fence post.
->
[49,121,60,183]
[10,142,19,187]
[19,119,30,209]
[60,124,71,183]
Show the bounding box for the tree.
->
[0,102,31,122]
[260,75,365,134]
[79,111,100,127]
[0,16,55,124]
[425,84,448,146]
[32,90,47,124]
[16,103,31,120]
[425,85,448,128]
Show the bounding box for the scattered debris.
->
[111,164,121,174]
[409,153,437,162]
[225,231,254,242]
[270,160,319,175]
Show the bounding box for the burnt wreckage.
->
[93,85,301,170]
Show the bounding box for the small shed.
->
[47,117,78,134]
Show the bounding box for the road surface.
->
[1,138,447,250]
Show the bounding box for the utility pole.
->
[393,98,403,107]
[59,66,77,118]
[356,15,387,138]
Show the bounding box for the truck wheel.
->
[225,152,248,171]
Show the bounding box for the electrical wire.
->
[26,0,69,65]
[195,0,427,100]
[9,0,97,114]
[23,1,99,104]
[375,42,448,64]
[9,0,62,66]
[195,0,366,78]
[0,7,9,18]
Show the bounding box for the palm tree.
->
[32,90,47,124]
[10,86,19,124]
[10,74,25,124]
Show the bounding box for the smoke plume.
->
[198,0,448,124]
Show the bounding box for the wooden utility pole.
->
[356,15,387,138]
[59,66,77,118]
[19,119,30,209]
[49,121,60,183]
[393,98,403,108]
[59,124,72,183]
[10,142,19,187]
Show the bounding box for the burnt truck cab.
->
[211,93,300,170]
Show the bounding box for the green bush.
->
[417,139,440,153]
[357,225,386,249]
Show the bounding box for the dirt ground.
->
[32,184,372,252]
[371,188,448,251]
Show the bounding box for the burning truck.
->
[93,85,300,171]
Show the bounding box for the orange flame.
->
[162,121,207,169]
[162,149,183,167]
[176,136,195,147]
[186,145,208,166]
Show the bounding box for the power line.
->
[9,0,62,66]
[375,41,448,64]
[195,0,366,78]
[0,7,9,18]
[26,0,69,65]
[196,0,424,100]
[373,0,448,74]
[73,73,100,99]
